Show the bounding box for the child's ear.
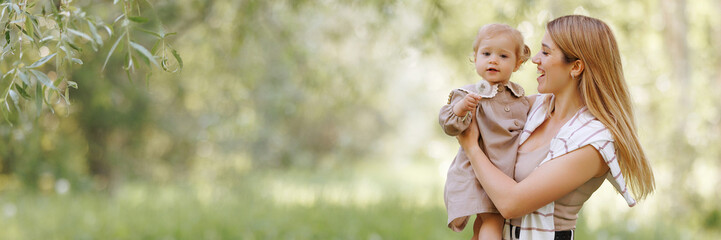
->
[513,59,523,72]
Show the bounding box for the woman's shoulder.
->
[557,108,613,146]
[527,94,552,115]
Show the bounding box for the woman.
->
[456,15,655,239]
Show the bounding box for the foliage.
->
[0,0,181,125]
[0,0,718,238]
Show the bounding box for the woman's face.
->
[531,32,574,94]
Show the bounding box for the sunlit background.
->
[0,0,719,239]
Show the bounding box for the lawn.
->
[0,165,715,239]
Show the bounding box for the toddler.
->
[438,23,531,240]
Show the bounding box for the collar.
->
[475,79,525,98]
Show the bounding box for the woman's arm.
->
[457,118,609,219]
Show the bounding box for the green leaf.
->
[68,42,82,52]
[2,68,14,79]
[103,31,125,71]
[151,39,161,55]
[114,14,125,24]
[35,83,41,116]
[67,28,94,43]
[172,48,183,70]
[13,84,30,99]
[43,87,53,114]
[129,41,159,67]
[17,25,33,41]
[67,81,77,89]
[10,3,20,15]
[24,15,33,40]
[53,76,63,87]
[8,92,20,114]
[128,16,148,23]
[39,36,54,43]
[27,53,56,68]
[0,6,8,22]
[87,20,103,45]
[125,66,133,83]
[17,70,29,85]
[103,25,113,37]
[8,89,19,110]
[3,101,12,125]
[29,69,57,90]
[0,45,11,60]
[138,28,161,38]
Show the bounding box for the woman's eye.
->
[542,51,549,55]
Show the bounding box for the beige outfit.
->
[439,81,530,232]
[509,143,604,231]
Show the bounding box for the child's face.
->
[475,35,519,84]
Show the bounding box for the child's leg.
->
[471,214,482,240]
[478,213,504,240]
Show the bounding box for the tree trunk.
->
[661,0,693,217]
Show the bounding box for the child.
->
[438,23,531,239]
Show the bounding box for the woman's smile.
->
[536,67,545,82]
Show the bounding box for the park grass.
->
[0,167,716,239]
[0,167,471,240]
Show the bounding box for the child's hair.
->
[471,23,531,64]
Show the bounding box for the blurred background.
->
[0,0,719,239]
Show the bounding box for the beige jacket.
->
[439,80,530,232]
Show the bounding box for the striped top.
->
[508,94,636,240]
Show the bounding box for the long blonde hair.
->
[547,15,655,200]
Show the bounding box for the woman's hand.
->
[456,111,480,151]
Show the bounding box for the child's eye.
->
[542,51,549,55]
[501,54,508,58]
[482,52,490,56]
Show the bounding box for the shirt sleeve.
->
[438,89,472,136]
[556,119,637,207]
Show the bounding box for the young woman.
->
[456,15,655,239]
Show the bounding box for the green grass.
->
[0,168,717,239]
[0,170,470,240]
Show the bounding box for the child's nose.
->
[489,56,498,64]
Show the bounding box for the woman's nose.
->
[531,53,541,65]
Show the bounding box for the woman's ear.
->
[570,59,584,79]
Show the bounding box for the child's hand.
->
[453,93,481,117]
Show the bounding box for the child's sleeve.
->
[439,89,472,136]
